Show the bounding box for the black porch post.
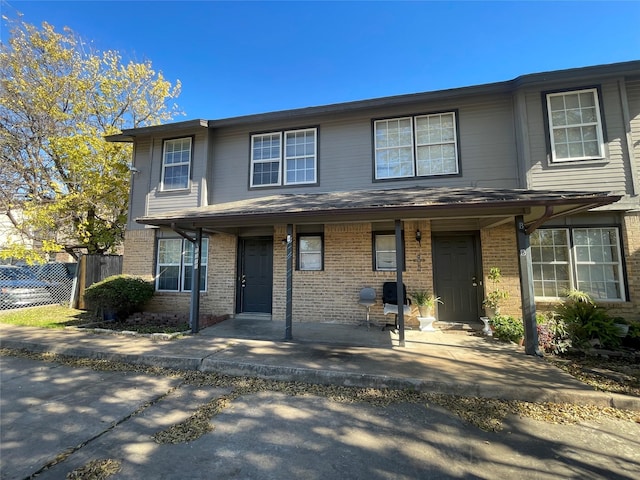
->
[284,223,293,341]
[395,219,406,347]
[189,228,202,334]
[515,216,542,356]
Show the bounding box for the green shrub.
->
[84,275,154,320]
[553,291,621,350]
[489,315,524,343]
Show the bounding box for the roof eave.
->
[135,193,622,231]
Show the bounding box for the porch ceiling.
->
[136,186,621,233]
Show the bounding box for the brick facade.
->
[480,223,522,317]
[273,221,434,327]
[603,212,640,321]
[123,212,639,325]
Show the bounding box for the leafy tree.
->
[0,18,182,261]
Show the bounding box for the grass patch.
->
[0,305,93,328]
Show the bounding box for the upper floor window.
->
[251,128,317,187]
[546,88,604,162]
[374,112,459,180]
[161,137,192,191]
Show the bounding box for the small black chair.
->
[382,282,412,331]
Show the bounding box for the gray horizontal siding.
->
[128,130,208,229]
[526,79,631,196]
[628,78,640,194]
[147,130,208,215]
[208,93,519,205]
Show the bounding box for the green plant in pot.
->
[483,267,509,317]
[489,314,524,343]
[411,290,443,317]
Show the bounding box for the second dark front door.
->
[433,233,482,322]
[237,237,273,314]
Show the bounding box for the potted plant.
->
[483,267,509,317]
[489,314,524,344]
[411,290,443,317]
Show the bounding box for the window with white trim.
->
[156,238,208,292]
[161,138,192,190]
[297,235,323,271]
[546,88,604,162]
[374,112,459,180]
[373,232,406,271]
[251,128,317,187]
[531,227,624,301]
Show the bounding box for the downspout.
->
[525,205,553,235]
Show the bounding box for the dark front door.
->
[237,237,273,314]
[433,233,481,322]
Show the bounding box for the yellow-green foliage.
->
[0,19,182,260]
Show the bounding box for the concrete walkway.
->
[1,319,638,411]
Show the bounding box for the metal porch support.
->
[395,219,406,347]
[515,216,542,356]
[284,223,293,341]
[189,228,203,334]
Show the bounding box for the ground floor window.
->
[156,238,208,292]
[297,234,323,271]
[531,227,624,301]
[373,232,405,271]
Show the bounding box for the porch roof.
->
[136,187,621,233]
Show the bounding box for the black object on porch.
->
[381,282,411,332]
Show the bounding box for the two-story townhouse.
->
[107,61,639,353]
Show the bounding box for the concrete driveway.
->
[2,354,639,480]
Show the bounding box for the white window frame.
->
[374,112,459,180]
[374,117,415,180]
[572,227,624,301]
[156,238,208,292]
[546,88,605,163]
[531,227,625,301]
[373,232,405,271]
[284,128,317,185]
[531,229,572,299]
[297,234,323,271]
[250,128,317,187]
[161,137,192,191]
[250,132,282,187]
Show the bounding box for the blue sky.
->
[2,1,639,121]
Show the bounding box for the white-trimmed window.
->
[374,112,459,180]
[297,234,323,271]
[161,138,192,191]
[251,133,281,187]
[251,128,317,187]
[546,88,604,162]
[373,232,405,271]
[531,229,571,298]
[156,238,208,292]
[531,227,624,301]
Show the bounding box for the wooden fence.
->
[74,254,123,309]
